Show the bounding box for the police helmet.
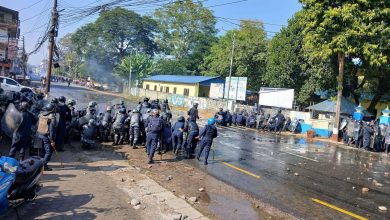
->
[164,99,168,104]
[88,101,95,107]
[178,116,185,122]
[120,100,125,105]
[193,103,198,107]
[88,119,96,126]
[20,101,29,111]
[156,99,160,103]
[37,93,44,100]
[51,97,58,104]
[119,108,126,114]
[143,97,149,102]
[278,109,282,114]
[67,99,76,106]
[219,107,223,111]
[58,96,66,103]
[106,106,113,112]
[151,109,160,116]
[132,109,139,113]
[44,103,55,112]
[147,108,151,113]
[208,118,215,125]
[14,92,21,100]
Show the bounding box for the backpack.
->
[148,117,162,132]
[37,115,51,135]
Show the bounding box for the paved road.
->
[53,84,390,219]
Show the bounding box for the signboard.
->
[259,87,294,109]
[209,83,224,99]
[224,77,247,101]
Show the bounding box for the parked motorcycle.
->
[0,155,43,217]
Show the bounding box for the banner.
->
[209,83,224,99]
[224,77,247,101]
[259,87,294,109]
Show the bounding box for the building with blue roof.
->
[142,75,224,97]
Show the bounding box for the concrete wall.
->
[143,81,199,97]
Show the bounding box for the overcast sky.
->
[1,0,301,65]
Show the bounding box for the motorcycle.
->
[0,155,43,217]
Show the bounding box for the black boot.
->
[44,165,53,171]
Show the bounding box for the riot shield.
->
[1,103,22,138]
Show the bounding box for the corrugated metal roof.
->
[143,75,221,84]
[306,96,371,115]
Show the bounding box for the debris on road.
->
[198,187,205,192]
[294,172,299,176]
[188,197,197,203]
[166,175,173,181]
[121,178,125,182]
[172,213,182,220]
[378,206,387,212]
[362,187,369,193]
[131,198,141,206]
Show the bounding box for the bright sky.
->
[1,0,301,65]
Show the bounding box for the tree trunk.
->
[332,52,344,141]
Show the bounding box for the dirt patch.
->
[100,143,296,220]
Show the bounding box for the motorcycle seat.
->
[14,157,43,184]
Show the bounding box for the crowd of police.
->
[213,106,302,133]
[341,118,390,152]
[0,91,218,169]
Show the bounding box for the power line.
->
[17,0,45,11]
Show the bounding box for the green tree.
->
[153,59,190,75]
[265,13,337,106]
[71,8,158,70]
[299,0,390,130]
[202,20,268,90]
[114,52,156,85]
[154,0,217,73]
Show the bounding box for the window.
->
[146,84,150,90]
[6,78,18,86]
[154,85,157,91]
[183,88,190,96]
[165,87,169,93]
[160,86,163,92]
[173,87,177,94]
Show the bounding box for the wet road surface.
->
[52,84,390,220]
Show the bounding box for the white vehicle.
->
[0,76,34,93]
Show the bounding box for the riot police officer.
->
[145,109,164,164]
[172,116,185,154]
[81,119,98,149]
[196,118,218,165]
[188,103,199,122]
[37,103,57,171]
[184,117,199,158]
[55,96,72,151]
[112,108,127,146]
[101,106,113,142]
[160,99,170,113]
[129,109,142,148]
[9,102,37,161]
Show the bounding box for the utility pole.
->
[331,52,345,141]
[128,49,133,94]
[226,34,235,109]
[45,0,58,95]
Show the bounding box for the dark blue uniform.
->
[146,116,164,163]
[184,119,199,158]
[363,124,374,150]
[188,107,199,122]
[56,104,71,150]
[172,120,185,153]
[197,124,218,164]
[9,111,37,160]
[38,112,57,167]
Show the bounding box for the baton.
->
[51,143,64,168]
